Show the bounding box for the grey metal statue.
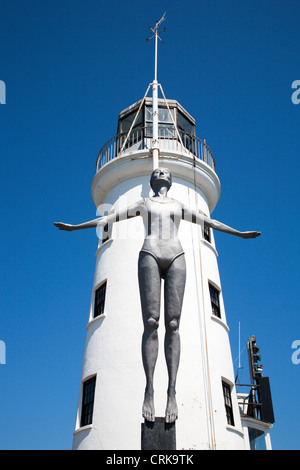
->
[54,168,261,423]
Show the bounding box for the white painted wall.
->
[73,152,245,450]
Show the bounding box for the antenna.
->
[146,13,166,170]
[146,12,166,82]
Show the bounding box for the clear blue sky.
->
[0,0,299,450]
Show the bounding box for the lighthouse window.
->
[145,106,175,138]
[94,282,107,318]
[203,225,211,243]
[248,427,267,450]
[119,109,142,134]
[158,107,174,123]
[209,283,221,318]
[102,223,110,244]
[177,111,195,153]
[81,376,96,427]
[118,109,143,153]
[177,111,194,135]
[222,381,235,426]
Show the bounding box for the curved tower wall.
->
[72,138,245,450]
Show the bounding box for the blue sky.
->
[0,0,299,450]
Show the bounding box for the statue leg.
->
[164,254,186,423]
[138,251,162,422]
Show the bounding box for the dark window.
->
[81,376,96,427]
[100,210,111,244]
[119,109,142,134]
[203,225,211,242]
[94,282,107,318]
[117,109,143,153]
[222,381,235,426]
[177,110,195,135]
[178,111,196,153]
[102,223,110,244]
[209,283,221,318]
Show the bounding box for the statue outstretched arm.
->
[54,216,107,231]
[204,218,261,239]
[54,200,144,232]
[181,203,261,239]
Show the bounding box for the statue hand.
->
[97,215,108,227]
[241,231,261,239]
[54,222,74,231]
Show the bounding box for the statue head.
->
[150,168,172,191]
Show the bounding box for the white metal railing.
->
[96,127,216,172]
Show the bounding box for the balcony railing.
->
[96,127,215,172]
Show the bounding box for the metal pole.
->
[154,29,158,82]
[147,14,166,171]
[151,24,160,171]
[152,79,159,170]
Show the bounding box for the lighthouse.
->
[55,16,273,450]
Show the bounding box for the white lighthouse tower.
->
[70,17,273,451]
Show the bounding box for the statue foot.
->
[165,393,178,423]
[142,391,155,422]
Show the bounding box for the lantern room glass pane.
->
[146,106,174,123]
[146,106,175,138]
[249,428,267,450]
[177,111,194,135]
[158,107,174,122]
[120,110,142,133]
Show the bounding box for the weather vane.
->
[146,12,166,82]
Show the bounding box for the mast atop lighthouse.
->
[146,12,166,170]
[146,12,166,82]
